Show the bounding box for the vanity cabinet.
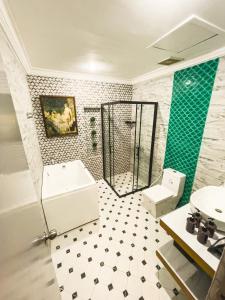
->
[156,204,224,300]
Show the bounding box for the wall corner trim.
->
[29,67,132,85]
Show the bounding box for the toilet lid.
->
[143,185,174,204]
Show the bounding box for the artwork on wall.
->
[40,95,78,138]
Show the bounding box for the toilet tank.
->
[162,168,186,197]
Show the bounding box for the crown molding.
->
[132,46,225,84]
[29,67,132,85]
[0,0,31,72]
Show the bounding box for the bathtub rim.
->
[42,160,96,200]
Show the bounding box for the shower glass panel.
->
[137,104,156,189]
[132,103,142,191]
[102,105,111,183]
[101,101,158,197]
[111,102,133,195]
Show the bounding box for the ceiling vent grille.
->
[158,57,184,66]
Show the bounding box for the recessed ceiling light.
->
[80,60,112,73]
[88,61,98,72]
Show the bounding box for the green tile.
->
[164,58,219,207]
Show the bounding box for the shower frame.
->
[101,100,158,198]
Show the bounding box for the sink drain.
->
[215,208,223,213]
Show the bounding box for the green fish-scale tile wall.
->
[164,58,219,207]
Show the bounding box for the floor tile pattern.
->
[108,171,146,196]
[51,180,187,300]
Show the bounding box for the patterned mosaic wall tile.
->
[27,75,132,179]
[133,57,225,205]
[164,58,219,207]
[194,57,225,190]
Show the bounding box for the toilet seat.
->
[143,185,174,204]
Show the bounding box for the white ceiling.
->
[4,0,225,80]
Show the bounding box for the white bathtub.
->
[42,160,99,235]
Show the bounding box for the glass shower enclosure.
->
[101,101,158,197]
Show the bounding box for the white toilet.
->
[142,168,186,218]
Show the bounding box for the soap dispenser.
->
[205,218,217,238]
[186,215,196,234]
[197,226,210,245]
[192,211,202,228]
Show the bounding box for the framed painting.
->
[40,95,78,138]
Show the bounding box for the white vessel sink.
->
[190,186,225,232]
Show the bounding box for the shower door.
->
[101,104,115,186]
[133,103,157,190]
[101,101,158,197]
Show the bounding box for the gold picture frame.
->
[40,95,78,138]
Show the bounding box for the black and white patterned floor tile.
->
[51,179,187,300]
[109,172,146,196]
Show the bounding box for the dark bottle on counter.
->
[197,226,210,245]
[186,217,196,234]
[205,218,217,238]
